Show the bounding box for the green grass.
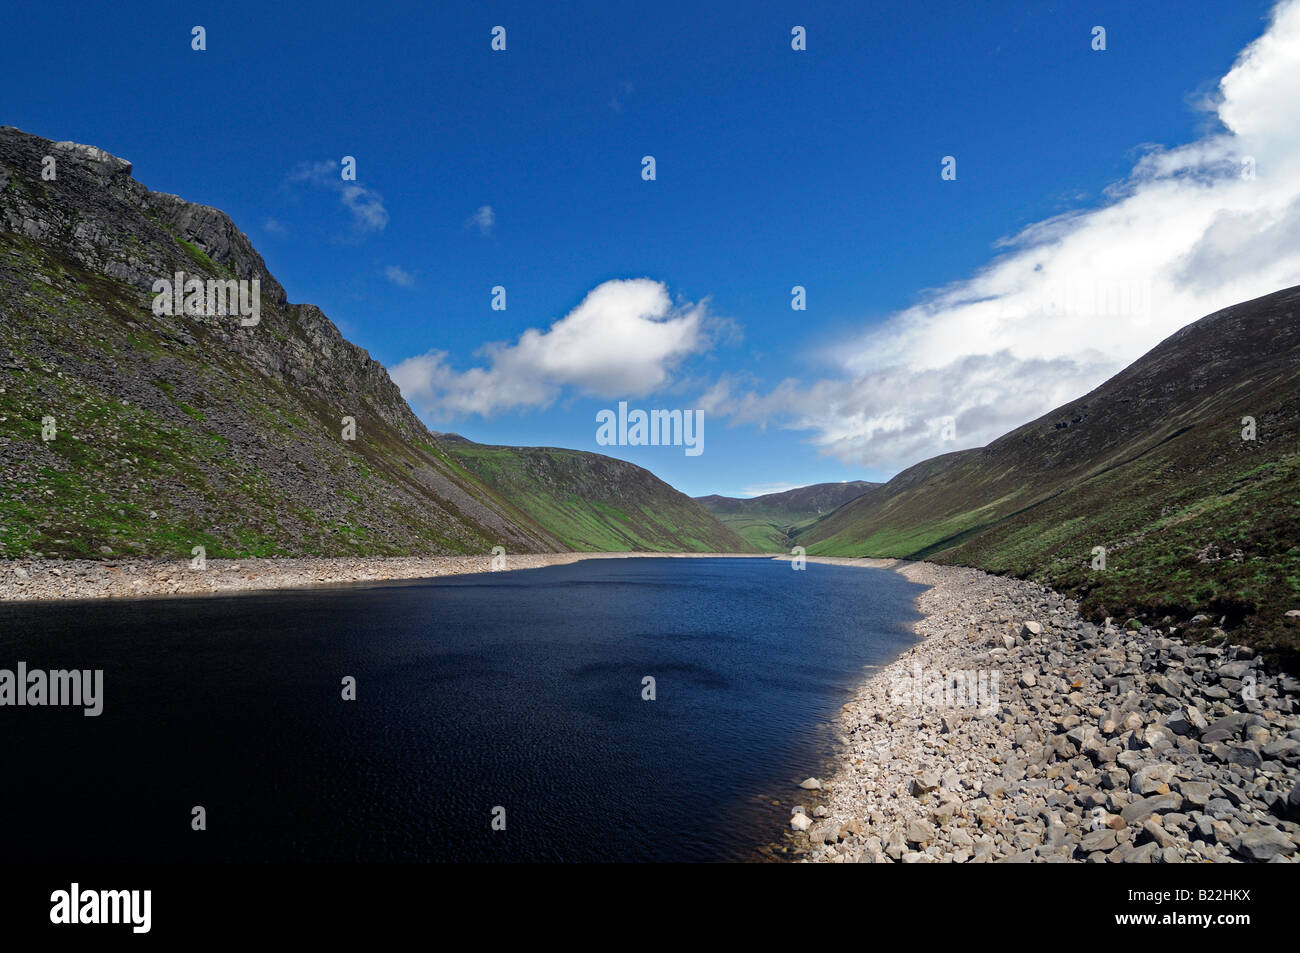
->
[444,443,749,552]
[802,417,1300,665]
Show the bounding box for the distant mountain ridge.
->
[696,481,878,551]
[0,126,749,558]
[795,286,1300,663]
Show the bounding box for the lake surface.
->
[0,557,924,862]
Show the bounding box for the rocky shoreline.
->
[783,557,1300,863]
[0,552,770,602]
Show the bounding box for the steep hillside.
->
[447,442,753,552]
[799,286,1300,663]
[0,127,746,559]
[696,480,877,551]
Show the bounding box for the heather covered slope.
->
[797,286,1300,662]
[0,126,745,559]
[695,481,877,551]
[446,441,753,552]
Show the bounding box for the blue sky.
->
[5,0,1297,497]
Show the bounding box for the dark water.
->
[0,557,924,862]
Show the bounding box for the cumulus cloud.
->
[712,0,1300,473]
[391,278,721,417]
[286,160,389,234]
[384,264,415,288]
[467,205,495,236]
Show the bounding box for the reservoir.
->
[0,557,925,862]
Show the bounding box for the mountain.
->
[696,481,878,551]
[796,285,1300,663]
[443,442,751,552]
[0,127,749,559]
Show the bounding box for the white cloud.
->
[390,279,720,418]
[263,217,287,235]
[712,0,1300,473]
[286,160,389,234]
[384,264,415,288]
[467,205,495,236]
[739,482,802,498]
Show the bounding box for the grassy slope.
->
[0,232,519,558]
[443,442,753,553]
[695,482,878,552]
[798,287,1300,665]
[714,516,795,552]
[708,509,846,553]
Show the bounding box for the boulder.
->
[1141,818,1177,848]
[910,769,941,797]
[1202,713,1251,743]
[1080,829,1118,853]
[1176,781,1215,810]
[1225,744,1263,770]
[809,820,840,844]
[1164,706,1206,736]
[1233,827,1294,862]
[1129,763,1176,795]
[904,818,934,847]
[1121,793,1183,826]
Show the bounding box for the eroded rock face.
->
[784,559,1300,865]
[2,127,287,307]
[51,141,132,178]
[150,193,288,309]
